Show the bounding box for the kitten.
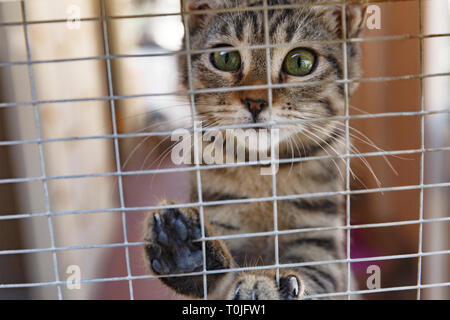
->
[144,0,366,299]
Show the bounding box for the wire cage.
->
[0,0,449,300]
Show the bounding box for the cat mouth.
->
[248,125,269,130]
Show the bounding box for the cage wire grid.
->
[0,0,448,300]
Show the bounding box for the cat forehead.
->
[195,8,328,47]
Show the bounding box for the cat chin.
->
[230,127,298,154]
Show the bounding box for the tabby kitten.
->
[144,0,366,299]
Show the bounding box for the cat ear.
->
[180,0,217,32]
[320,4,368,39]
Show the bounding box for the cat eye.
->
[210,48,241,72]
[283,48,316,76]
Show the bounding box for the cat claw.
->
[233,274,302,300]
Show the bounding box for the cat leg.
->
[143,203,233,298]
[225,261,343,300]
[276,234,347,299]
[226,264,344,300]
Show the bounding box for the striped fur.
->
[144,0,367,299]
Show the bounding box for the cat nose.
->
[243,98,267,122]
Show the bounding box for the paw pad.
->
[232,274,302,300]
[280,275,302,300]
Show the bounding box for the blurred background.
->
[0,0,449,299]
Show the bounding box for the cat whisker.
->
[299,113,400,174]
[91,101,204,135]
[286,133,295,175]
[305,123,371,189]
[146,120,226,187]
[341,123,400,172]
[287,115,391,189]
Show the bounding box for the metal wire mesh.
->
[0,0,449,300]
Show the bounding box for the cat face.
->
[179,0,366,156]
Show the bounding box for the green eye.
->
[283,48,316,76]
[211,49,241,72]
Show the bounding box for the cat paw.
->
[230,273,304,300]
[144,208,204,275]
